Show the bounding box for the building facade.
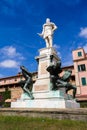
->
[0,72,37,102]
[72,48,87,101]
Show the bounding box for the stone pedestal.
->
[11,98,80,108]
[33,47,61,99]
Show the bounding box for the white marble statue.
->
[38,18,57,48]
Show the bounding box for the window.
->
[78,51,82,57]
[71,76,75,81]
[78,64,86,72]
[4,80,6,83]
[81,77,86,86]
[15,78,17,81]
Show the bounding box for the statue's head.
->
[46,18,50,23]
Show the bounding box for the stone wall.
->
[0,86,23,101]
[10,87,23,101]
[0,108,87,121]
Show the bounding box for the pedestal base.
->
[11,90,80,108]
[11,98,80,108]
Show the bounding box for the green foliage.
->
[0,88,11,107]
[0,116,87,130]
[80,101,87,108]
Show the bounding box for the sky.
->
[0,0,87,78]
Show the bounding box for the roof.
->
[72,47,84,52]
[0,65,74,80]
[0,71,37,80]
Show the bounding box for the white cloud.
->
[53,44,61,58]
[0,46,24,59]
[57,51,61,58]
[1,46,17,57]
[79,27,87,39]
[0,45,25,70]
[83,44,87,53]
[53,44,60,49]
[0,60,19,68]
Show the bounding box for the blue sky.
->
[0,0,87,77]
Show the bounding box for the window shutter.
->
[78,52,82,57]
[81,77,86,86]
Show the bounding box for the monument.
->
[38,18,57,48]
[11,18,80,108]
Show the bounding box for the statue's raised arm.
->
[38,18,57,48]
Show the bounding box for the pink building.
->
[72,48,87,101]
